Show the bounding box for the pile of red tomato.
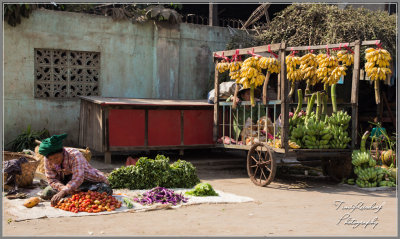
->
[52,190,122,213]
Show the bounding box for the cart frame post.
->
[279,42,289,154]
[213,61,220,142]
[351,40,361,149]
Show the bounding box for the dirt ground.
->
[3,150,398,237]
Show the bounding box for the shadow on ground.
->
[90,149,396,198]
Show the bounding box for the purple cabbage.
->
[133,187,188,206]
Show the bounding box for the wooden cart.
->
[79,97,214,163]
[212,40,380,186]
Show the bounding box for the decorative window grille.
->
[34,49,100,98]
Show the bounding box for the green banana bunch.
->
[347,178,355,185]
[329,111,351,128]
[290,124,306,147]
[356,178,378,188]
[351,151,374,167]
[379,180,396,187]
[357,167,378,182]
[330,125,351,149]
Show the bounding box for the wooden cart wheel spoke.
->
[260,168,268,180]
[256,150,262,160]
[254,166,259,177]
[247,143,276,187]
[251,156,259,164]
[265,165,272,173]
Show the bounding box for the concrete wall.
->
[3,9,232,147]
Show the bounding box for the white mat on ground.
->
[5,189,253,222]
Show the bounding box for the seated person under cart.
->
[39,134,112,206]
[225,87,275,145]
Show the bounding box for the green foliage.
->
[227,4,396,63]
[258,4,396,57]
[108,155,200,190]
[4,4,182,27]
[185,183,219,197]
[4,4,37,27]
[8,125,50,152]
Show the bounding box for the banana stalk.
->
[322,93,328,121]
[262,72,271,105]
[316,92,322,121]
[232,84,240,110]
[288,81,295,98]
[331,84,337,113]
[306,93,316,118]
[292,89,303,121]
[374,80,380,104]
[360,131,371,153]
[305,80,311,105]
[250,84,255,107]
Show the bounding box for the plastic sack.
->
[208,81,237,103]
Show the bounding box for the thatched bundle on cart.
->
[227,4,396,61]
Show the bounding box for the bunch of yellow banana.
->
[243,56,259,68]
[299,53,318,85]
[237,65,265,88]
[337,50,354,66]
[258,57,281,74]
[316,54,338,84]
[266,139,300,149]
[365,48,392,81]
[216,61,229,73]
[322,65,347,86]
[229,61,242,72]
[228,61,242,81]
[286,55,302,82]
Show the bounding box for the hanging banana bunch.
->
[286,55,302,97]
[300,53,318,86]
[237,56,265,107]
[258,57,280,74]
[316,54,340,86]
[216,60,230,73]
[228,61,242,81]
[259,54,280,105]
[365,47,392,104]
[337,50,354,66]
[326,65,347,86]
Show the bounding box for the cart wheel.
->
[247,143,276,187]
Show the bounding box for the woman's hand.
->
[51,190,67,206]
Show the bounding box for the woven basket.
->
[34,146,92,174]
[3,151,40,187]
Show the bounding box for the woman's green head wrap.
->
[39,133,67,156]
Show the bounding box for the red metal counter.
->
[78,96,214,163]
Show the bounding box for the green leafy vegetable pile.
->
[108,155,200,190]
[185,183,219,197]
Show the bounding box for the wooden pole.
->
[213,63,220,142]
[262,72,271,105]
[232,84,240,110]
[351,40,361,149]
[277,73,281,100]
[279,42,289,153]
[209,4,218,26]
